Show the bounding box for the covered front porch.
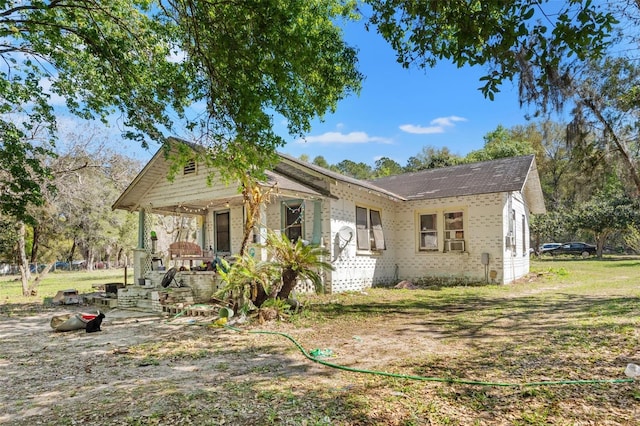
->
[112,146,330,310]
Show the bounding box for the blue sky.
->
[277,20,538,168]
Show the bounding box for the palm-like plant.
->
[262,231,334,304]
[215,254,276,313]
[217,231,334,310]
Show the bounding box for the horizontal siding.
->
[502,192,530,283]
[141,168,239,208]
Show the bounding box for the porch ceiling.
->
[148,196,245,216]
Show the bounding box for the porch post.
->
[133,209,148,281]
[200,215,206,249]
[138,209,145,249]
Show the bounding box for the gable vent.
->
[184,160,196,175]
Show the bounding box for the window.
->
[509,209,515,235]
[356,206,386,251]
[283,201,303,242]
[444,212,464,240]
[419,214,437,251]
[444,211,464,251]
[214,211,230,253]
[522,215,527,255]
[506,209,516,250]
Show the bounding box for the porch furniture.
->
[160,267,181,288]
[168,241,213,269]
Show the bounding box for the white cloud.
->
[399,115,467,135]
[298,131,392,145]
[167,47,187,64]
[39,77,67,107]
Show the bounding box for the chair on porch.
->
[168,241,212,269]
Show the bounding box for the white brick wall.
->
[189,179,531,292]
[326,182,399,293]
[323,189,530,289]
[390,193,505,284]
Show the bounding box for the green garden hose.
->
[225,325,636,387]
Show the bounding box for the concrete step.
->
[86,295,119,308]
[136,299,152,310]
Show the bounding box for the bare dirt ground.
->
[0,303,454,426]
[1,291,639,425]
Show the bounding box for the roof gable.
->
[112,140,326,212]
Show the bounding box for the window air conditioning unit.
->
[445,240,465,252]
[505,234,515,247]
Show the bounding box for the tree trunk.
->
[16,221,31,296]
[239,186,257,257]
[252,283,270,308]
[239,182,262,257]
[68,238,77,262]
[595,230,610,259]
[27,263,54,296]
[239,177,274,256]
[104,246,112,269]
[582,97,640,196]
[276,268,298,301]
[86,248,94,271]
[30,225,39,264]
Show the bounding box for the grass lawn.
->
[0,268,132,305]
[1,257,639,425]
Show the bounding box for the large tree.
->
[160,0,363,177]
[571,187,640,257]
[0,1,185,224]
[366,0,618,101]
[373,156,403,177]
[1,0,363,223]
[563,57,640,195]
[334,159,373,179]
[7,126,141,295]
[510,121,572,211]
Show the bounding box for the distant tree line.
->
[0,127,141,295]
[301,124,536,179]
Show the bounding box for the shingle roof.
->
[263,170,322,197]
[113,137,545,215]
[369,155,536,200]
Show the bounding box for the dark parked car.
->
[538,243,562,254]
[549,242,597,257]
[54,261,70,270]
[29,263,46,273]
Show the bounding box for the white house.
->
[112,138,546,297]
